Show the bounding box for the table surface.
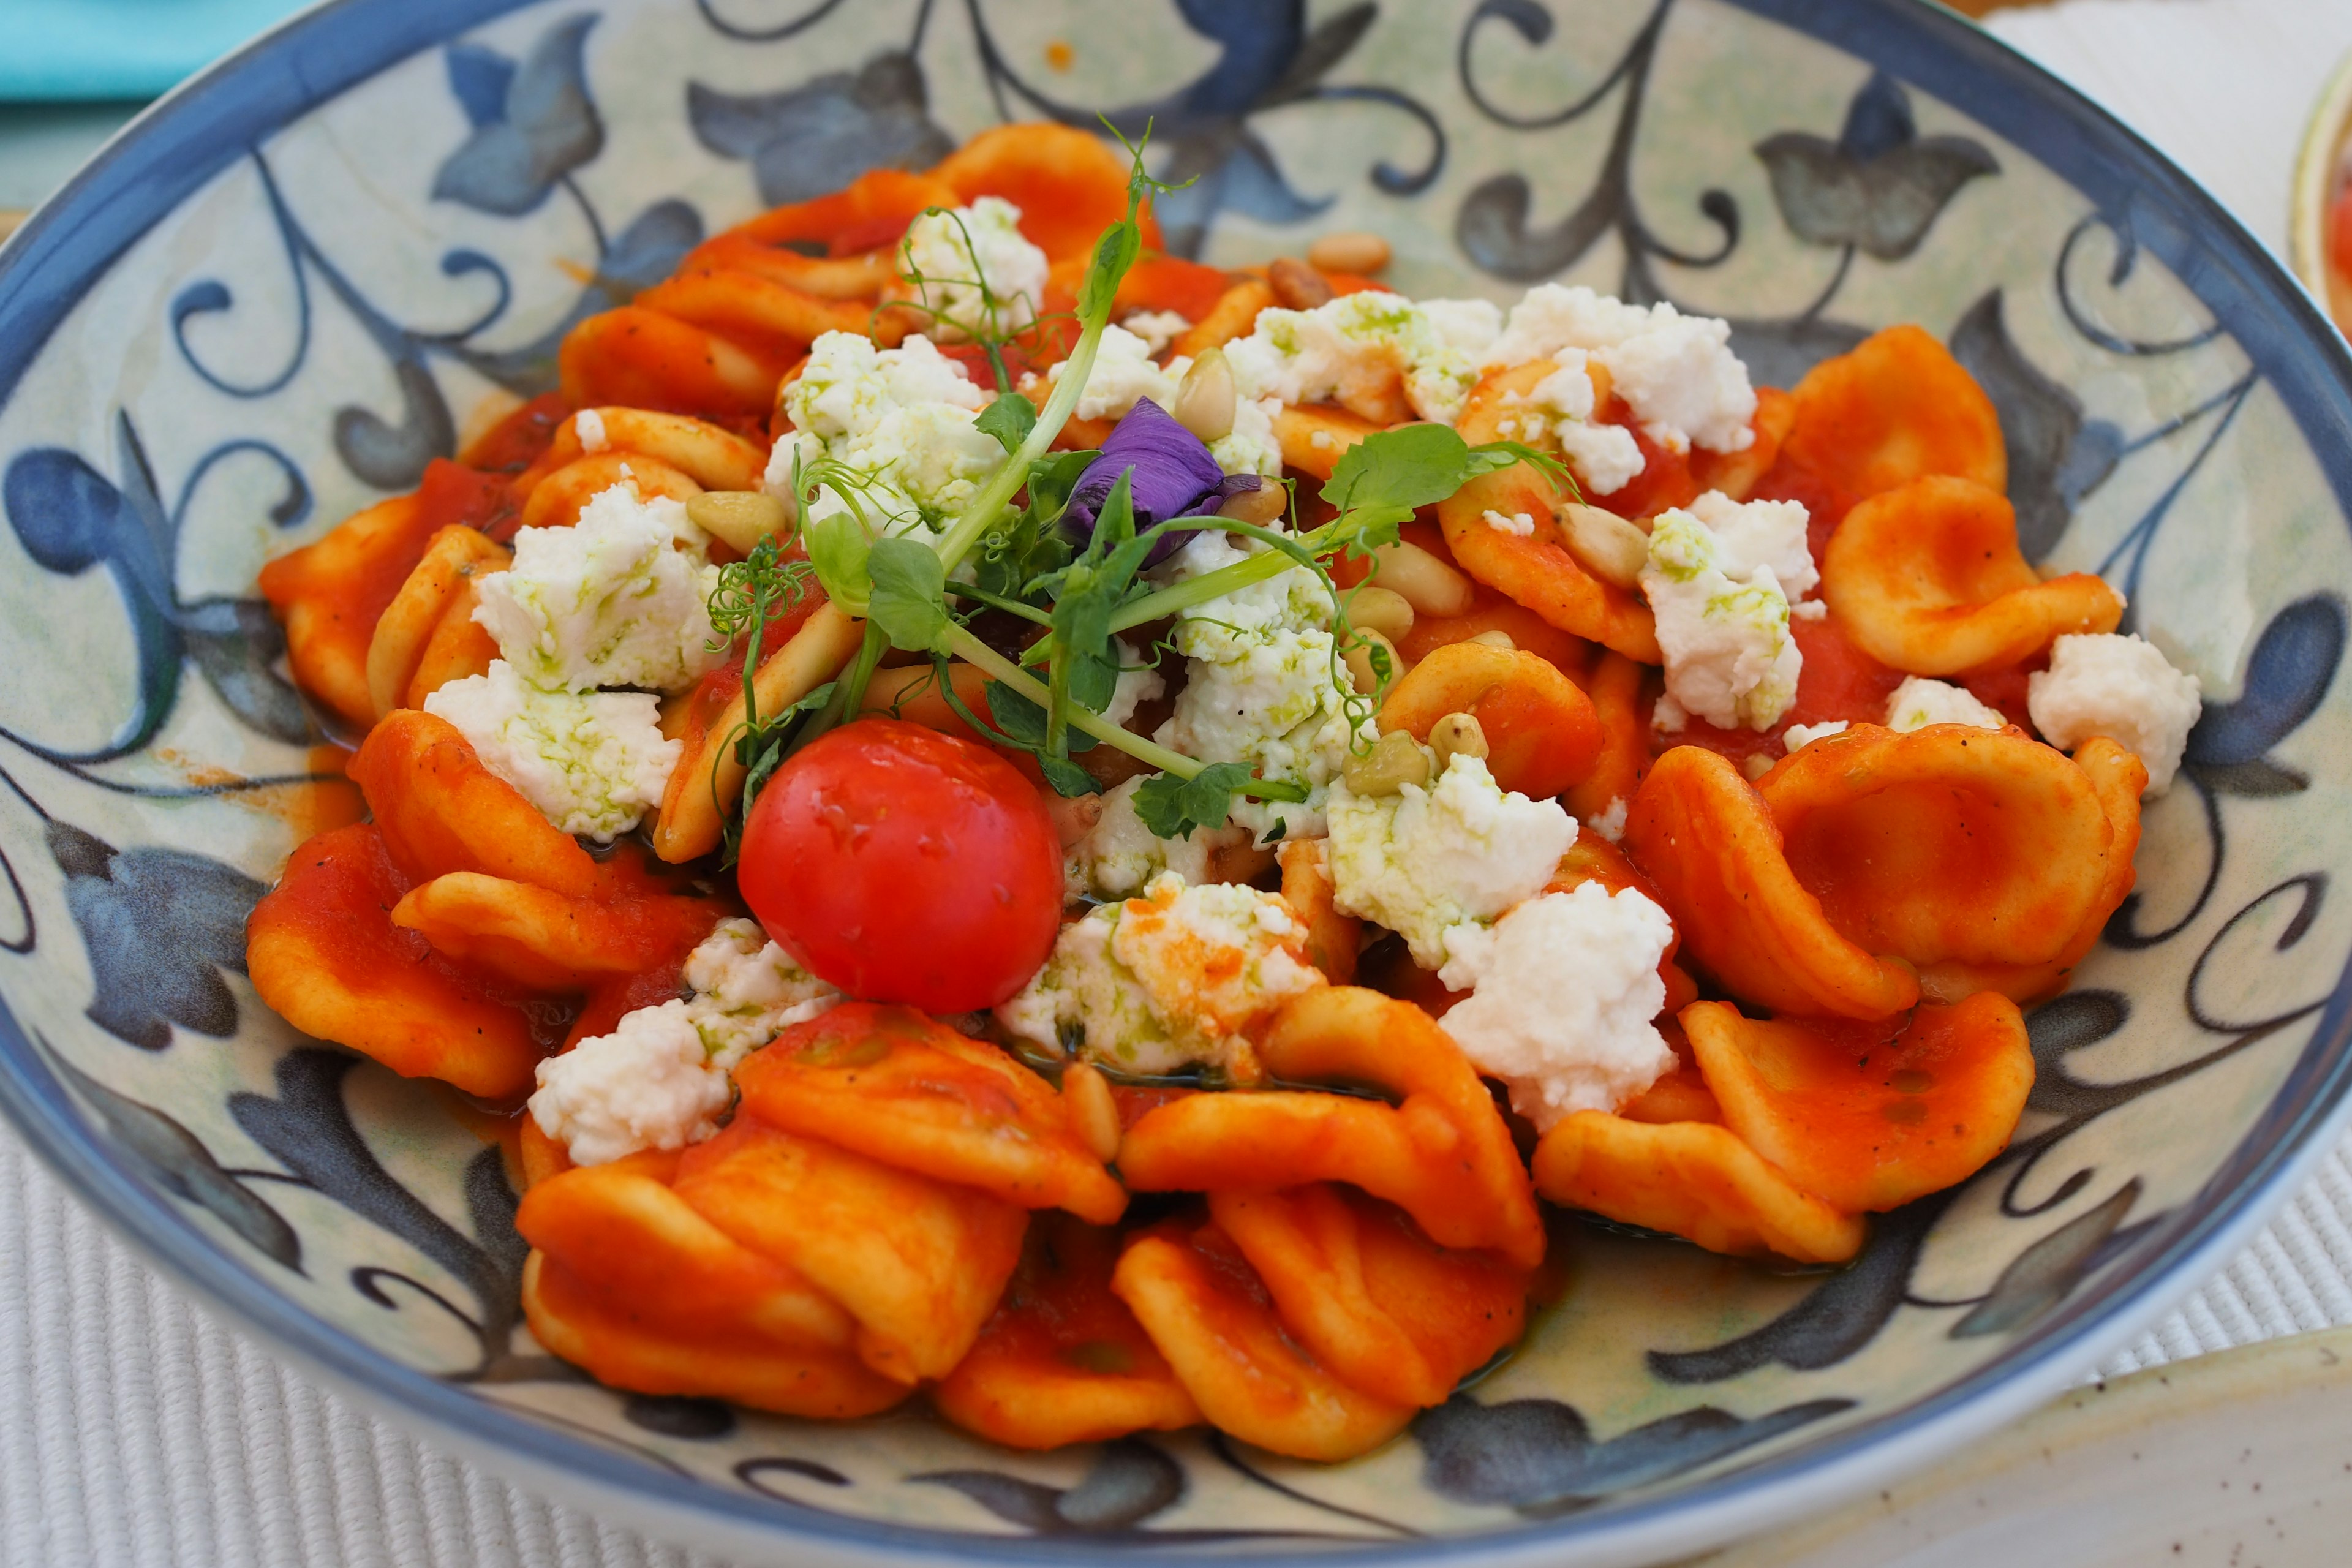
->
[6,2,2352,1564]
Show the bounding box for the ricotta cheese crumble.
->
[996,874,1325,1077]
[1640,492,1815,731]
[2027,631,2204,795]
[1324,750,1578,969]
[1436,881,1678,1131]
[897,197,1049,341]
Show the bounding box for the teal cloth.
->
[2,0,314,102]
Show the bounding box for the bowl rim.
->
[6,0,2352,1564]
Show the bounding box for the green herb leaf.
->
[865,535,949,653]
[807,513,873,614]
[1133,763,1261,840]
[1322,423,1482,522]
[984,681,1095,754]
[974,393,1039,454]
[1038,756,1104,799]
[1025,450,1099,526]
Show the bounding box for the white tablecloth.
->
[7,2,2352,1562]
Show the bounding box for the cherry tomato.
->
[739,717,1063,1011]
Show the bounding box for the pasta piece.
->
[1531,1112,1866,1264]
[1616,1064,1722,1125]
[1562,650,1653,824]
[364,526,511,720]
[1278,837,1362,985]
[654,601,863,864]
[1378,642,1605,799]
[933,1213,1200,1450]
[1394,589,1592,674]
[388,871,721,992]
[258,491,439,728]
[679,233,897,299]
[1760,722,2116,971]
[518,1151,854,1346]
[706,167,961,260]
[635,270,877,353]
[1273,402,1383,480]
[558,306,787,420]
[1112,1221,1416,1462]
[1683,993,2034,1213]
[1118,986,1546,1268]
[1175,277,1277,358]
[347,710,601,897]
[246,823,546,1098]
[733,1003,1128,1224]
[930,122,1166,262]
[1114,254,1235,325]
[523,1254,908,1418]
[1823,475,2123,675]
[1687,384,1797,502]
[672,1118,1027,1385]
[401,572,501,709]
[1911,736,2147,1004]
[515,451,703,534]
[1443,363,1659,662]
[1209,1185,1528,1409]
[1623,746,1919,1020]
[1758,324,2005,547]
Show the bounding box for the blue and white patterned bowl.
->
[4,1,2352,1563]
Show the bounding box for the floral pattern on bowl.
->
[2,1,2351,1562]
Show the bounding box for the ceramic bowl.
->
[4,2,2352,1564]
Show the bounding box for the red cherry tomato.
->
[738,717,1063,1011]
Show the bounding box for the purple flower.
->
[1065,399,1237,561]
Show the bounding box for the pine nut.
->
[1344,630,1406,695]
[1173,347,1237,442]
[1559,502,1651,589]
[1742,752,1775,782]
[1343,730,1431,796]
[1468,629,1517,650]
[1218,482,1287,525]
[1307,231,1392,276]
[1347,584,1415,642]
[686,490,789,554]
[1268,256,1334,311]
[1369,541,1476,617]
[1429,712,1490,771]
[1044,791,1106,850]
[1062,1062,1122,1163]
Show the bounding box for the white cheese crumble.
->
[898,197,1049,342]
[529,1001,731,1166]
[1555,415,1648,497]
[1212,393,1286,478]
[1782,719,1850,753]
[1121,309,1193,356]
[1064,775,1217,902]
[424,660,679,842]
[1101,637,1167,729]
[1585,796,1630,843]
[997,874,1325,1076]
[573,408,608,454]
[1223,290,1504,426]
[1886,677,2005,733]
[1482,508,1537,537]
[2027,632,2204,795]
[1640,500,1803,731]
[1494,356,1649,497]
[1436,883,1678,1131]
[766,331,1000,535]
[1482,285,1757,454]
[471,484,721,695]
[680,917,840,1069]
[1325,751,1578,970]
[1040,322,1189,421]
[1152,531,1369,840]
